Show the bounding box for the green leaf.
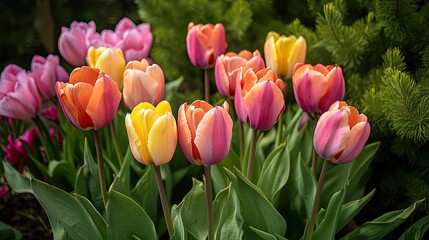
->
[106,190,157,240]
[249,226,276,240]
[0,221,22,240]
[3,161,33,193]
[337,189,376,232]
[398,215,429,240]
[341,199,425,240]
[257,143,290,205]
[214,183,243,240]
[212,147,241,194]
[47,159,76,186]
[131,166,159,223]
[171,178,207,240]
[117,148,133,193]
[74,194,107,239]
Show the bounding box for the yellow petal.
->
[131,102,156,119]
[155,100,172,116]
[147,113,177,166]
[125,114,144,163]
[275,35,296,77]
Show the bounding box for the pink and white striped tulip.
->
[314,101,370,164]
[235,68,286,131]
[186,22,227,69]
[292,63,345,114]
[178,100,233,166]
[215,50,265,99]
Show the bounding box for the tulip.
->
[116,17,153,62]
[5,128,39,173]
[186,22,227,68]
[58,21,99,66]
[31,54,69,100]
[292,63,345,114]
[215,50,265,99]
[313,101,370,164]
[0,65,42,120]
[178,100,233,166]
[56,66,121,130]
[125,101,177,166]
[0,185,9,199]
[40,106,59,121]
[87,46,126,89]
[235,68,286,131]
[123,59,164,109]
[264,31,306,78]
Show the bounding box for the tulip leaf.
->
[337,189,376,232]
[106,190,157,240]
[131,166,159,223]
[249,226,277,240]
[214,183,243,240]
[74,193,107,239]
[171,178,208,240]
[340,199,424,240]
[117,148,133,193]
[0,221,22,240]
[47,159,76,187]
[3,161,33,193]
[398,215,429,240]
[212,147,241,194]
[257,143,290,205]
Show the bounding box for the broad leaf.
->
[398,215,429,240]
[131,166,159,223]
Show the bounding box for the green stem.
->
[311,114,320,175]
[246,129,258,181]
[154,165,173,237]
[93,130,108,206]
[33,115,57,161]
[109,122,123,166]
[203,68,210,102]
[305,159,329,240]
[239,121,244,162]
[275,113,283,146]
[204,165,214,240]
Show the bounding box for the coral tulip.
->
[87,46,126,89]
[186,22,227,68]
[31,54,69,100]
[215,50,265,99]
[264,31,306,78]
[58,21,99,66]
[123,59,164,109]
[313,101,370,164]
[178,100,233,166]
[125,101,177,166]
[235,68,286,131]
[56,66,121,130]
[292,63,345,114]
[0,65,42,120]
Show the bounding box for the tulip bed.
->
[1,1,429,240]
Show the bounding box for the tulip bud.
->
[215,50,265,99]
[56,66,121,130]
[264,31,306,78]
[292,63,345,114]
[313,101,370,164]
[178,100,233,166]
[125,101,177,166]
[123,59,165,109]
[87,46,126,89]
[186,22,227,69]
[235,68,286,131]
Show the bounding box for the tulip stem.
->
[304,159,328,240]
[246,129,258,181]
[33,115,57,161]
[275,113,283,146]
[311,114,320,175]
[154,165,173,237]
[109,122,123,166]
[204,166,214,240]
[239,121,244,162]
[203,68,210,102]
[93,130,108,207]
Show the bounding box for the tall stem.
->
[239,121,244,162]
[109,122,123,166]
[204,166,214,240]
[33,116,57,161]
[203,68,210,102]
[93,130,108,206]
[305,160,329,240]
[275,113,283,146]
[311,114,320,175]
[154,165,173,237]
[246,129,258,181]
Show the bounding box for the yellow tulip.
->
[87,46,126,89]
[125,101,177,166]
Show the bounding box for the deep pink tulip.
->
[314,101,370,164]
[215,50,265,99]
[5,128,39,172]
[186,22,227,69]
[178,100,233,166]
[31,55,69,100]
[292,63,345,114]
[58,21,99,66]
[0,65,42,120]
[41,106,59,121]
[235,68,286,131]
[0,185,9,199]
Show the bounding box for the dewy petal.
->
[313,109,350,159]
[177,103,197,164]
[125,113,144,163]
[148,113,177,166]
[335,121,370,164]
[194,107,232,165]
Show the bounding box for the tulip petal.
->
[211,24,227,59]
[125,114,144,163]
[275,36,295,77]
[148,113,177,166]
[69,66,100,85]
[214,57,231,98]
[319,67,345,112]
[123,70,158,109]
[264,37,278,73]
[155,100,172,116]
[177,103,197,164]
[234,69,249,124]
[293,66,328,113]
[187,28,212,68]
[335,121,370,164]
[286,36,307,78]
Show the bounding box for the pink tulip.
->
[0,185,9,199]
[41,105,59,121]
[123,59,164,109]
[31,55,69,100]
[92,30,121,48]
[292,63,345,114]
[215,50,265,99]
[186,22,227,69]
[58,21,99,66]
[313,101,370,164]
[5,128,39,172]
[235,68,286,131]
[0,65,42,120]
[178,100,233,166]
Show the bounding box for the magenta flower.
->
[313,101,370,164]
[5,128,39,172]
[41,106,59,122]
[0,185,9,199]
